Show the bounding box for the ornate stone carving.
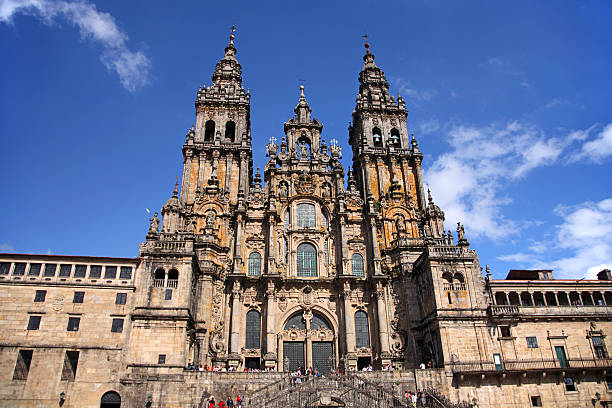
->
[295,172,315,195]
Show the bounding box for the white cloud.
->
[581,123,612,162]
[0,0,150,92]
[499,199,612,279]
[0,243,16,252]
[543,98,569,110]
[418,118,440,135]
[520,80,532,89]
[391,77,437,102]
[424,121,607,241]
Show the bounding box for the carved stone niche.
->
[302,286,314,305]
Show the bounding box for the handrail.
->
[450,357,612,373]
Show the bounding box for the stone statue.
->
[149,212,160,233]
[206,210,216,228]
[321,183,331,199]
[457,222,465,241]
[299,141,309,159]
[395,215,406,233]
[278,182,288,199]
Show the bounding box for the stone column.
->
[343,286,356,353]
[181,149,193,203]
[412,157,427,210]
[225,153,234,197]
[266,285,276,356]
[239,151,249,196]
[230,282,242,354]
[233,214,243,274]
[196,152,206,191]
[339,216,350,275]
[370,218,382,275]
[400,158,410,197]
[376,157,385,199]
[361,155,373,199]
[375,288,390,354]
[267,215,275,274]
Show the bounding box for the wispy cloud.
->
[543,98,569,110]
[0,0,150,92]
[391,77,437,103]
[580,123,612,162]
[499,198,612,279]
[0,243,16,252]
[424,121,611,241]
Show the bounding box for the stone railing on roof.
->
[450,357,612,375]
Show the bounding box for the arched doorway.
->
[280,310,336,374]
[100,391,121,408]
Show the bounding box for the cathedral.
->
[0,32,611,408]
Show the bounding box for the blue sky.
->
[1,0,611,279]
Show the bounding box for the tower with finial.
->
[182,26,253,207]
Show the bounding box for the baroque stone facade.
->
[1,33,611,408]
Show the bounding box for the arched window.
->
[297,243,317,277]
[204,120,215,141]
[245,310,261,349]
[167,269,179,288]
[355,311,370,348]
[390,128,401,146]
[154,268,165,287]
[454,273,464,283]
[248,252,261,276]
[284,313,306,330]
[442,272,453,284]
[372,127,382,147]
[321,213,328,230]
[297,203,316,228]
[351,254,364,277]
[311,312,331,330]
[100,391,121,408]
[225,121,235,142]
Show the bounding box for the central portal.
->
[280,310,336,373]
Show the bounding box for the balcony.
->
[450,357,612,375]
[489,304,612,319]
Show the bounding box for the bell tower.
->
[180,28,253,207]
[348,40,429,266]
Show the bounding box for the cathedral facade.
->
[1,33,611,408]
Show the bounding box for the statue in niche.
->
[278,182,288,200]
[206,210,216,228]
[395,215,406,233]
[321,183,331,199]
[149,212,160,233]
[299,140,309,159]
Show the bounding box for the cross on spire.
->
[229,25,237,44]
[362,33,371,54]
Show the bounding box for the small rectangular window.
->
[73,265,87,278]
[165,289,173,300]
[530,396,542,407]
[43,264,57,277]
[526,336,538,348]
[67,317,80,332]
[0,262,11,275]
[58,264,72,277]
[104,266,117,279]
[119,266,132,279]
[34,290,46,302]
[111,318,124,333]
[13,263,26,276]
[28,263,42,276]
[27,316,41,330]
[89,265,102,278]
[13,350,33,380]
[564,377,576,392]
[158,354,166,364]
[61,351,79,381]
[73,292,85,304]
[500,326,511,338]
[115,293,127,305]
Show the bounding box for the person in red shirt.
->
[219,400,225,408]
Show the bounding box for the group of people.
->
[418,361,434,369]
[186,363,278,372]
[405,390,425,407]
[186,363,237,372]
[206,395,241,408]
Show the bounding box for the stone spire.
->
[211,26,243,86]
[294,85,313,124]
